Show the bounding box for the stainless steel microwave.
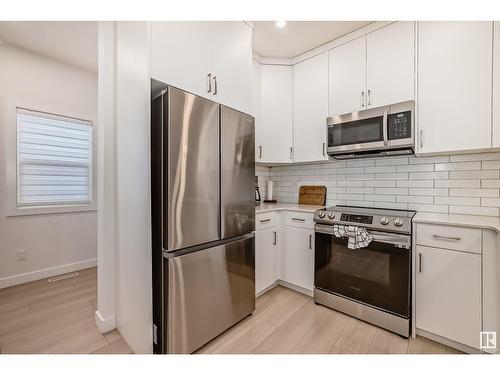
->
[326,100,415,159]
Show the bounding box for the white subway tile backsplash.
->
[481,180,500,188]
[396,195,434,204]
[409,188,448,196]
[434,162,481,171]
[450,188,499,198]
[397,164,434,173]
[435,180,481,188]
[409,156,450,164]
[450,170,500,180]
[397,180,434,188]
[482,160,500,170]
[375,187,408,195]
[409,171,449,180]
[364,180,396,187]
[434,196,480,206]
[260,153,500,216]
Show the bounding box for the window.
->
[16,108,93,207]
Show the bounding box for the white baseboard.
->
[95,310,116,333]
[0,258,97,289]
[278,280,313,297]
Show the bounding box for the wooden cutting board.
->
[298,185,326,206]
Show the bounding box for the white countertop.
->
[256,203,324,214]
[413,212,500,234]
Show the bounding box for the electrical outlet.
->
[16,249,27,262]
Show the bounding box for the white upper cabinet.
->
[293,52,329,162]
[366,22,415,108]
[417,22,493,154]
[257,64,293,163]
[329,36,367,116]
[493,21,500,148]
[150,21,252,114]
[150,22,212,99]
[211,22,252,114]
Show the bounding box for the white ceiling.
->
[0,21,97,72]
[252,21,373,58]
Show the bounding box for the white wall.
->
[114,21,152,354]
[0,44,98,288]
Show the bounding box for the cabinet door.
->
[293,52,329,162]
[150,22,212,99]
[329,36,367,116]
[255,227,277,295]
[211,22,253,114]
[493,21,500,148]
[367,22,415,108]
[258,65,293,163]
[417,22,493,154]
[284,227,314,291]
[416,245,482,349]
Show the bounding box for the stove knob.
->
[394,218,404,227]
[327,212,335,219]
[318,211,325,218]
[380,216,389,225]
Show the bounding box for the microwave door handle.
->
[383,110,388,146]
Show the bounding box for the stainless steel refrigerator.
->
[151,82,255,354]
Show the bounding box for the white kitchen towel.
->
[333,224,373,249]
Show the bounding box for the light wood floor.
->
[1,269,462,355]
[196,285,463,354]
[0,267,132,354]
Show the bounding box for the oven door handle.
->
[315,225,411,249]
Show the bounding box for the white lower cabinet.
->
[416,245,482,349]
[255,226,278,295]
[284,226,314,291]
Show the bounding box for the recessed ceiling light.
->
[275,21,287,28]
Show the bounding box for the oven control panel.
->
[388,111,411,140]
[339,214,373,224]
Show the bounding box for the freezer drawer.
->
[221,106,255,239]
[165,235,255,354]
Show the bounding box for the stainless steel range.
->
[313,205,416,337]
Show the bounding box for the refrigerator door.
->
[221,106,255,239]
[166,235,255,354]
[165,87,220,251]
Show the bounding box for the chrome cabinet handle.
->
[259,218,271,223]
[419,253,422,273]
[433,234,461,241]
[309,234,312,249]
[322,142,326,156]
[207,73,212,93]
[273,231,277,245]
[290,146,293,160]
[213,75,218,95]
[259,145,262,159]
[419,130,423,149]
[361,91,365,108]
[367,89,371,106]
[292,218,306,222]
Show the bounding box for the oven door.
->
[314,225,411,318]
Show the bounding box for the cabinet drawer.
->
[416,223,481,254]
[256,212,276,231]
[285,212,314,229]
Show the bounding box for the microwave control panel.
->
[388,111,411,140]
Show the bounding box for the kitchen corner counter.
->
[413,212,500,234]
[255,203,324,214]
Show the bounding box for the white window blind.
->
[16,108,92,206]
